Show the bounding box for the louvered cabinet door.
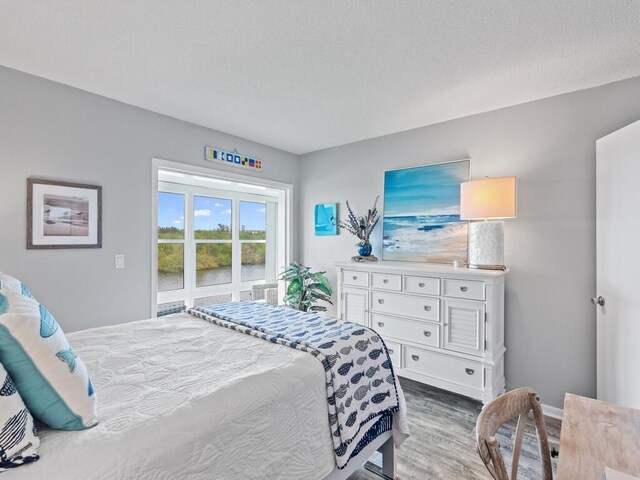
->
[443,299,485,357]
[342,287,369,326]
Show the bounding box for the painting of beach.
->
[382,160,469,263]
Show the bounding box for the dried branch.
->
[338,196,380,244]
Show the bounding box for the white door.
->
[596,119,640,408]
[342,287,369,326]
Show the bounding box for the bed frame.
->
[322,433,396,480]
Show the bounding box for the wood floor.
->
[348,377,562,480]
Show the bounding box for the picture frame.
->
[382,159,469,264]
[314,203,338,236]
[27,178,102,249]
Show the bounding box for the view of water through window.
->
[157,191,269,295]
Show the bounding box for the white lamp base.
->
[468,221,506,270]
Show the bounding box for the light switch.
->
[115,254,125,269]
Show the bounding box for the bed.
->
[10,311,407,479]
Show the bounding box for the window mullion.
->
[232,195,241,301]
[185,192,194,307]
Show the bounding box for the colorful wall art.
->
[314,203,338,236]
[382,160,469,263]
[205,146,263,172]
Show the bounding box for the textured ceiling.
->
[1,1,639,154]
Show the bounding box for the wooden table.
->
[556,393,640,479]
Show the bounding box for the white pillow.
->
[0,291,98,430]
[0,273,35,299]
[0,362,40,472]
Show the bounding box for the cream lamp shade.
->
[460,176,517,270]
[460,177,517,220]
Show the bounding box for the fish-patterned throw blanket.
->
[188,302,399,469]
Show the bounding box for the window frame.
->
[157,180,278,308]
[151,158,293,317]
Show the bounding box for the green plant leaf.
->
[287,278,302,295]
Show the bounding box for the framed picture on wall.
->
[27,178,102,249]
[314,203,338,236]
[382,159,469,263]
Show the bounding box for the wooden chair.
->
[476,388,553,480]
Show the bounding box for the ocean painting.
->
[382,160,469,263]
[315,203,338,236]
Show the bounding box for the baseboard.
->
[542,403,563,420]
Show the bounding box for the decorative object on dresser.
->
[335,260,506,403]
[314,203,338,236]
[337,196,380,260]
[382,160,469,264]
[278,262,333,312]
[27,179,102,249]
[460,177,517,270]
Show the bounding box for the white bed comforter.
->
[12,313,339,480]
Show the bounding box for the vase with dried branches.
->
[338,196,380,257]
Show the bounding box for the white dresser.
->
[335,261,507,403]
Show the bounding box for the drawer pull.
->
[388,349,394,354]
[411,355,420,362]
[460,286,468,292]
[378,322,385,328]
[424,305,431,311]
[465,368,475,375]
[423,331,432,337]
[383,279,389,284]
[418,282,425,287]
[352,276,358,280]
[378,298,385,304]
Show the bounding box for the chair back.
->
[476,388,553,480]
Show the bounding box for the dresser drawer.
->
[371,272,402,291]
[342,270,369,288]
[403,346,483,390]
[385,340,401,369]
[370,291,439,322]
[372,314,439,348]
[404,275,440,296]
[442,278,485,301]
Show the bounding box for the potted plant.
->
[278,262,333,312]
[338,196,380,257]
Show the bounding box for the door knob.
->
[591,296,605,307]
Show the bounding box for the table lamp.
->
[460,177,517,270]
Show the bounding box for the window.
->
[155,171,287,311]
[194,196,233,287]
[240,201,267,282]
[157,192,185,292]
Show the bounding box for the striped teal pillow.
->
[0,361,39,471]
[0,291,97,430]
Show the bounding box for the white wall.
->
[300,76,640,408]
[0,66,300,332]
